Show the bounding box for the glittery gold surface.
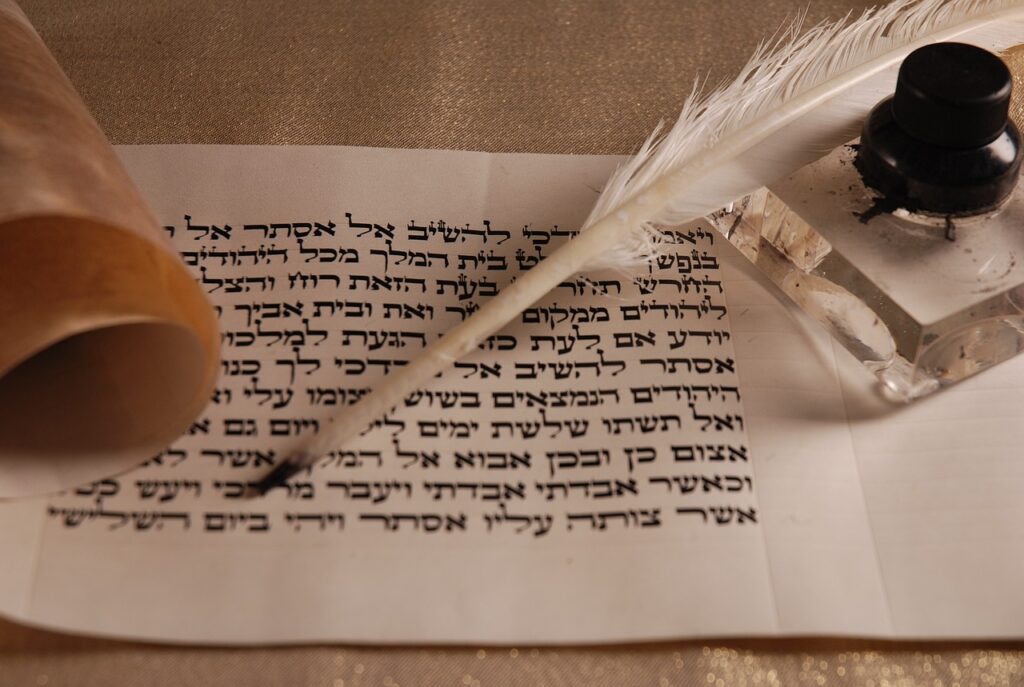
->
[3,629,1024,687]
[1004,44,1024,132]
[16,0,884,154]
[4,1,1024,684]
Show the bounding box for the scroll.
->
[0,2,219,498]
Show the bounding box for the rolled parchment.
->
[0,1,219,497]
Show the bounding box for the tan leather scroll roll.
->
[0,2,219,497]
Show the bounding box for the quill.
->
[254,0,1024,493]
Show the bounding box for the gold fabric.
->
[3,0,1024,684]
[1006,44,1024,130]
[16,0,880,153]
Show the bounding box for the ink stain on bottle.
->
[854,192,901,224]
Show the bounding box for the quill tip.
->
[248,454,312,498]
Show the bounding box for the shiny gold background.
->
[4,1,1024,684]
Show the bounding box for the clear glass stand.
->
[707,143,1024,401]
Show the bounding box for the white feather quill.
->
[255,0,1024,492]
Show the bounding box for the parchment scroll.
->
[0,2,219,497]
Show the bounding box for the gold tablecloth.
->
[3,1,1023,685]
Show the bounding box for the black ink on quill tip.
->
[249,454,311,497]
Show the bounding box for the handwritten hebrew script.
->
[0,148,787,644]
[46,207,755,542]
[4,147,1022,643]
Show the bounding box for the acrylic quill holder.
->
[708,44,1024,401]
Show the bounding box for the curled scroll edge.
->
[0,2,220,497]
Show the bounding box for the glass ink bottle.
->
[708,42,1024,400]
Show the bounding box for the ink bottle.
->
[708,42,1024,401]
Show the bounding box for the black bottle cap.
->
[893,42,1012,148]
[856,42,1022,216]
